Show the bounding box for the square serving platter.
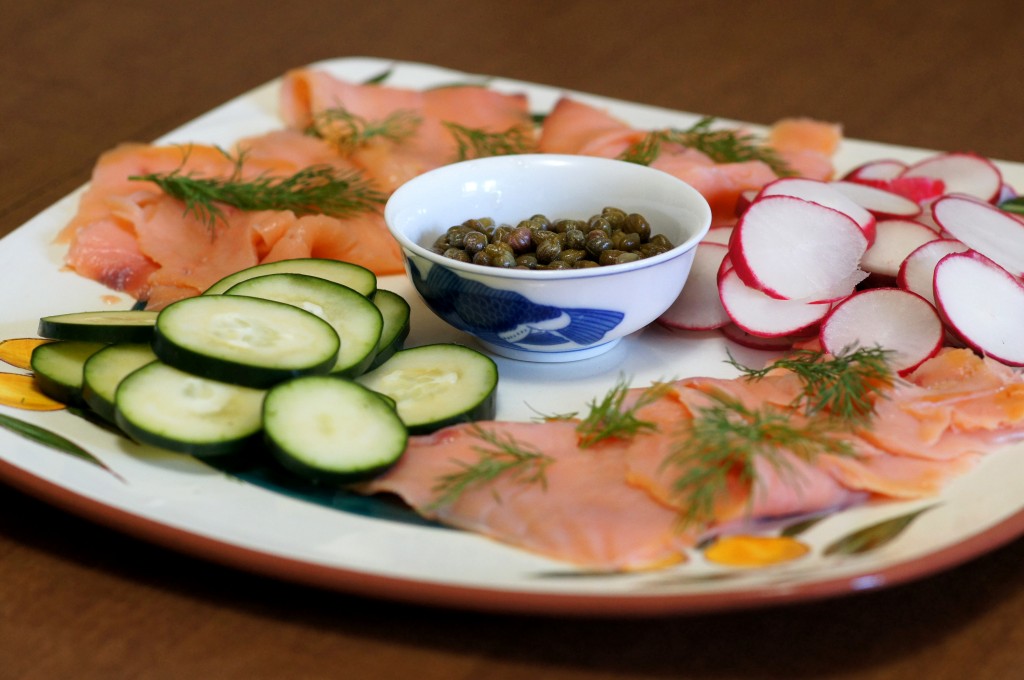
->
[0,56,1022,616]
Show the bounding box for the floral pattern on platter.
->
[407,259,625,351]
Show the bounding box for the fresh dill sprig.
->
[617,116,793,176]
[727,345,895,423]
[129,147,386,229]
[665,389,855,527]
[618,132,663,166]
[428,423,554,509]
[442,122,535,161]
[575,379,673,448]
[306,106,422,154]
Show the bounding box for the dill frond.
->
[442,122,535,161]
[129,147,386,230]
[306,106,422,154]
[428,424,554,509]
[665,390,855,527]
[575,379,673,448]
[728,345,895,423]
[617,132,663,166]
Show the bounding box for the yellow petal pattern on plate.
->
[0,372,65,411]
[0,338,50,371]
[703,535,810,567]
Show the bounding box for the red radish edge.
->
[829,180,922,220]
[860,219,941,279]
[819,288,944,375]
[933,251,1024,366]
[718,268,831,338]
[901,152,1003,203]
[757,177,877,244]
[730,195,868,301]
[930,195,1024,276]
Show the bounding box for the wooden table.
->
[3,1,1024,677]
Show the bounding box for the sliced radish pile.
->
[658,242,730,331]
[718,268,831,337]
[730,195,868,301]
[931,195,1024,276]
[820,288,944,375]
[934,251,1024,366]
[843,158,907,182]
[901,152,1003,203]
[896,239,970,305]
[830,180,922,219]
[758,177,877,243]
[860,219,940,279]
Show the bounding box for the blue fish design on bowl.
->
[408,259,626,360]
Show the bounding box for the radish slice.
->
[901,152,1003,203]
[829,180,922,219]
[719,323,806,351]
[702,226,734,246]
[843,159,907,182]
[931,195,1024,276]
[730,195,868,301]
[897,239,970,305]
[657,243,731,331]
[718,268,832,337]
[860,219,941,279]
[758,177,877,244]
[735,190,758,217]
[933,251,1024,366]
[819,288,944,376]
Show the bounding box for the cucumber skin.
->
[151,330,336,388]
[115,412,262,458]
[30,341,106,407]
[404,390,495,435]
[38,312,157,343]
[368,290,411,370]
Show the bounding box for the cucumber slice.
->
[82,343,158,422]
[38,310,158,343]
[369,289,411,370]
[264,376,407,483]
[203,258,377,298]
[30,340,107,405]
[153,295,340,388]
[356,344,498,434]
[225,273,383,378]
[115,361,264,457]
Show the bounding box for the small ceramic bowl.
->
[384,154,712,362]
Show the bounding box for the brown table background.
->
[3,1,1024,678]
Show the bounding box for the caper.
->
[443,247,471,263]
[536,238,563,264]
[601,206,628,228]
[515,253,539,269]
[623,212,652,241]
[472,250,490,266]
[573,259,600,269]
[491,250,517,268]
[650,233,674,250]
[529,214,551,228]
[445,225,469,248]
[612,230,642,252]
[492,226,514,245]
[600,249,641,266]
[587,216,613,235]
[508,226,533,253]
[484,242,513,260]
[463,230,488,254]
[557,249,587,265]
[564,227,586,250]
[462,217,494,232]
[638,243,667,258]
[544,260,572,270]
[585,231,614,258]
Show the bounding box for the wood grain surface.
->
[2,1,1023,678]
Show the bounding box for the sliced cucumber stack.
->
[115,361,265,457]
[82,343,158,422]
[38,310,158,343]
[30,340,107,405]
[264,376,407,482]
[369,289,411,370]
[152,295,340,388]
[224,273,383,378]
[356,343,498,434]
[203,258,377,298]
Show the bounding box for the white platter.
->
[1,57,1023,616]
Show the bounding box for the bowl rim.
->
[383,154,713,281]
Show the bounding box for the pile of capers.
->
[429,206,675,270]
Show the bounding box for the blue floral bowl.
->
[384,154,712,362]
